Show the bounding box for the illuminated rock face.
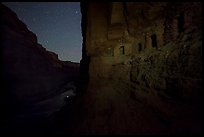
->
[1,4,79,106]
[79,2,202,134]
[82,2,202,100]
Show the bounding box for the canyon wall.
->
[79,2,202,134]
[1,4,79,108]
[82,2,202,102]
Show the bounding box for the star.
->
[32,17,36,22]
[17,7,21,11]
[45,11,50,14]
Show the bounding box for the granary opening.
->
[151,34,157,48]
[177,12,185,33]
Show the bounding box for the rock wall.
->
[1,4,79,107]
[79,2,202,134]
[81,2,202,101]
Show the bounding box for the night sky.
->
[3,2,82,63]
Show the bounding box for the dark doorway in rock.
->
[144,35,147,49]
[138,43,142,52]
[151,34,157,48]
[177,12,185,33]
[119,46,125,55]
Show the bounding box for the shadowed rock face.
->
[1,4,79,108]
[78,2,202,135]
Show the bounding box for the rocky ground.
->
[67,79,202,135]
[4,77,201,136]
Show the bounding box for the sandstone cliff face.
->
[79,2,202,134]
[82,2,202,100]
[1,4,79,107]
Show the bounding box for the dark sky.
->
[3,2,82,63]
